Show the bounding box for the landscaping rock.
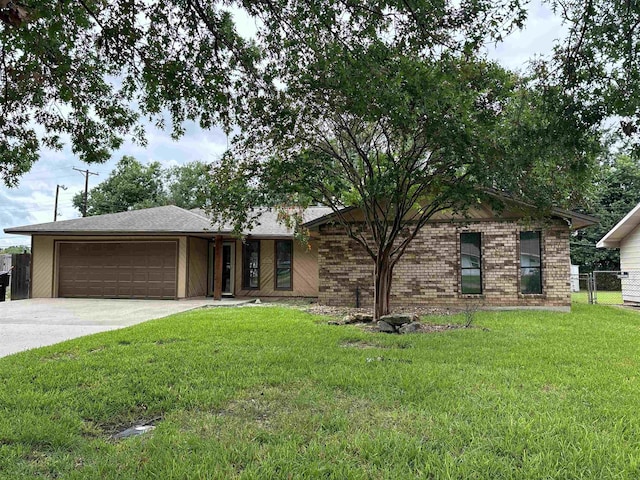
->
[328,321,341,326]
[343,314,358,324]
[399,322,421,334]
[379,313,418,326]
[343,313,374,324]
[354,313,374,323]
[377,320,396,333]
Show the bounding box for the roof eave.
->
[302,206,355,229]
[300,204,598,230]
[3,229,233,236]
[2,229,302,238]
[596,239,619,249]
[596,201,640,249]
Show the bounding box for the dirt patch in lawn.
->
[358,322,468,334]
[303,304,456,319]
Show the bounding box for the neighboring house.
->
[4,201,596,309]
[597,202,640,303]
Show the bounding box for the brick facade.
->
[318,219,571,308]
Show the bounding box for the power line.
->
[1,204,79,214]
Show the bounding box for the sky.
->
[0,1,565,249]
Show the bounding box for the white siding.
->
[619,225,640,302]
[620,222,640,270]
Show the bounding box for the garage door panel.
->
[132,271,148,282]
[102,268,118,282]
[147,271,165,282]
[58,242,177,299]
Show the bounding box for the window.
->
[520,231,542,294]
[275,240,292,290]
[460,232,482,294]
[242,240,260,289]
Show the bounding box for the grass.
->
[572,290,624,305]
[2,304,640,479]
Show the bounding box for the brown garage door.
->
[57,242,177,299]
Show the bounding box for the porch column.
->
[214,235,223,300]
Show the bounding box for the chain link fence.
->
[570,273,593,304]
[571,270,640,306]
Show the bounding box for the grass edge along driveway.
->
[1,304,639,479]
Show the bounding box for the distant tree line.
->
[571,154,640,272]
[0,246,30,254]
[72,156,210,216]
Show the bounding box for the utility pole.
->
[73,167,99,217]
[53,184,67,222]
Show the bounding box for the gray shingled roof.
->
[189,207,333,236]
[4,205,334,237]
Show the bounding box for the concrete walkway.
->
[0,298,252,357]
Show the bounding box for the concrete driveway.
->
[0,298,250,357]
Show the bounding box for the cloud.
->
[487,1,566,71]
[0,121,228,245]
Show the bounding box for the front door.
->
[210,242,235,296]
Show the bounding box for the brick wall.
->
[318,219,571,308]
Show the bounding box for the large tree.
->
[1,1,618,317]
[73,157,212,215]
[206,3,599,319]
[73,156,165,216]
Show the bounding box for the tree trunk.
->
[373,256,393,321]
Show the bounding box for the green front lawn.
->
[1,304,640,479]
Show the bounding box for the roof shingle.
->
[4,205,333,237]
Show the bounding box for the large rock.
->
[343,313,374,324]
[377,320,396,333]
[379,313,418,326]
[399,322,421,334]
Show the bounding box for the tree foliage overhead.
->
[1,1,631,180]
[546,0,640,149]
[72,156,210,216]
[0,0,258,186]
[1,0,638,189]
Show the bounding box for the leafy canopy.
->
[0,0,258,186]
[545,1,640,150]
[1,0,638,190]
[209,2,600,238]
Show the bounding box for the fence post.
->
[589,273,595,304]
